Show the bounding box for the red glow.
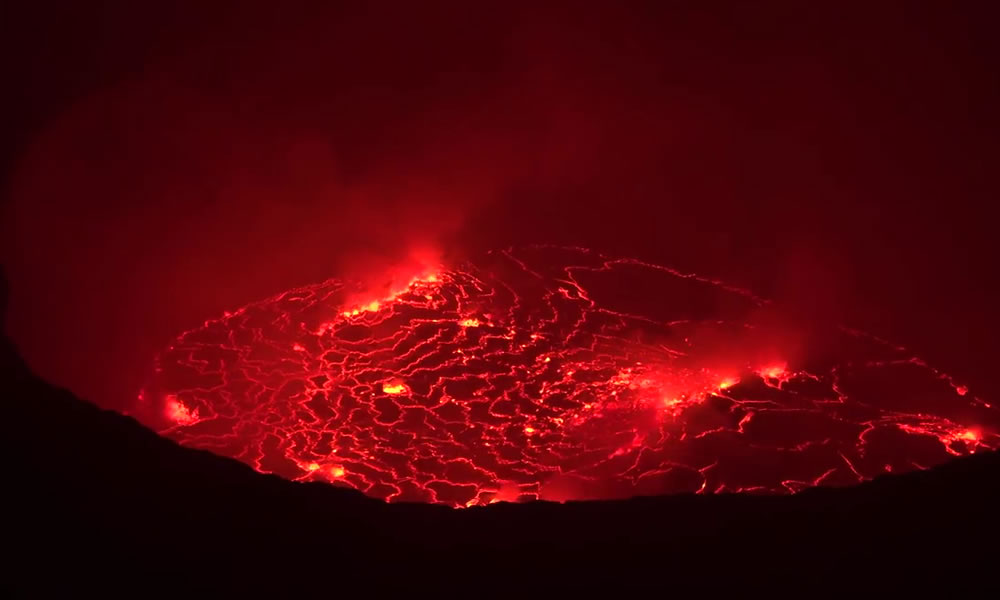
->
[144,246,999,507]
[761,366,785,378]
[757,364,791,386]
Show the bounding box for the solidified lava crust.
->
[141,245,999,507]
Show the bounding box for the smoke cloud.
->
[3,2,997,408]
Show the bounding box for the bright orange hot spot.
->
[165,396,197,424]
[339,272,443,319]
[718,378,739,390]
[459,318,480,327]
[382,381,407,395]
[958,430,978,441]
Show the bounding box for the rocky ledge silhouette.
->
[6,269,998,593]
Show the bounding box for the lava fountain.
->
[139,245,998,507]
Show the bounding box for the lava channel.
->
[139,245,999,507]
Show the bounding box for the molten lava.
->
[141,245,999,507]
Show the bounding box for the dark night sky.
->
[1,1,997,412]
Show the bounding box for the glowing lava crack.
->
[141,246,999,507]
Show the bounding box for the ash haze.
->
[1,1,998,413]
